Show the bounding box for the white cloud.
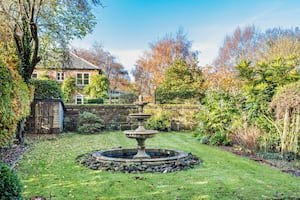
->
[71,38,94,49]
[193,42,219,66]
[108,49,143,71]
[107,48,144,81]
[110,42,219,74]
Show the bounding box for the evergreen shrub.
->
[145,111,171,131]
[196,89,240,146]
[77,112,104,134]
[0,162,23,200]
[0,63,31,147]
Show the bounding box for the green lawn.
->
[17,132,300,200]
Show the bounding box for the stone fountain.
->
[77,95,200,173]
[123,95,158,159]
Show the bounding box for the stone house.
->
[32,52,102,104]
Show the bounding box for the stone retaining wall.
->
[64,104,201,132]
[64,104,137,131]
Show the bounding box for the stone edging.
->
[76,151,201,173]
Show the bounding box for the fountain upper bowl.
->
[124,130,158,139]
[128,113,151,120]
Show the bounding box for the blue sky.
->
[72,0,300,73]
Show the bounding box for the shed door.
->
[35,102,54,134]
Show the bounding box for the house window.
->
[31,73,38,79]
[75,95,85,104]
[76,73,89,86]
[56,72,64,81]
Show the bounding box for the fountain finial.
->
[138,95,143,103]
[136,95,147,113]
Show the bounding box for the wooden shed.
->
[26,99,66,134]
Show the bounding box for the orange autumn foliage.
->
[202,65,242,94]
[133,29,197,101]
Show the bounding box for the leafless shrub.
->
[231,125,261,153]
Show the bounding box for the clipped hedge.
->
[30,79,63,99]
[0,63,31,147]
[87,98,104,104]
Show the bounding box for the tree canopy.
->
[156,59,204,104]
[0,0,102,82]
[133,29,198,101]
[214,26,300,69]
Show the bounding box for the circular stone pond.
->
[76,148,201,173]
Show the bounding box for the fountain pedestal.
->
[124,128,158,159]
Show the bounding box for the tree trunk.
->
[294,107,300,154]
[282,108,290,153]
[16,119,25,144]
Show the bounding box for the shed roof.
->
[34,98,67,111]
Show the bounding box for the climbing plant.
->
[61,77,76,103]
[84,73,109,99]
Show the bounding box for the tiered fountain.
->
[123,95,158,159]
[77,96,200,173]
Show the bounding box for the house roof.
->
[64,52,101,70]
[36,52,102,70]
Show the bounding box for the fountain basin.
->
[93,148,188,162]
[76,95,201,173]
[77,148,201,173]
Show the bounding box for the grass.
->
[17,132,300,200]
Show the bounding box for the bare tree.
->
[214,26,300,69]
[213,25,261,69]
